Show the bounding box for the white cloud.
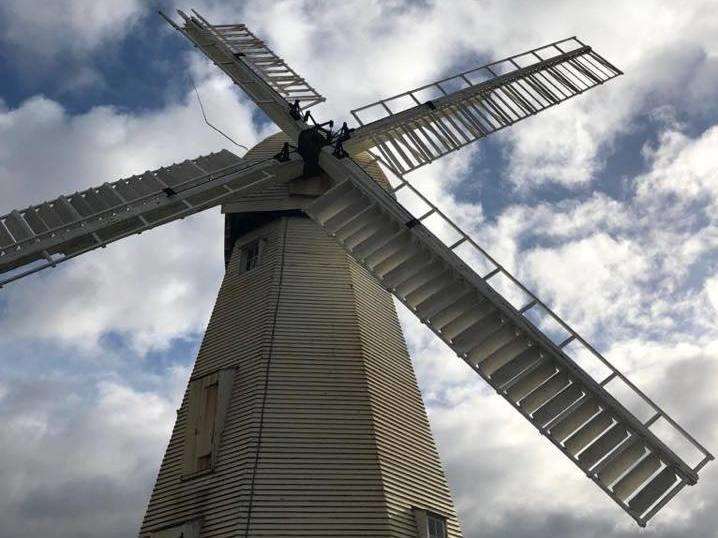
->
[637,124,718,210]
[1,0,145,57]
[2,2,718,538]
[0,58,266,353]
[706,277,718,315]
[524,232,650,330]
[0,367,188,538]
[488,1,718,190]
[400,98,718,537]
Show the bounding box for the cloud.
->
[637,124,718,210]
[0,0,145,58]
[403,104,718,537]
[524,232,650,331]
[0,368,188,538]
[488,1,718,190]
[2,2,718,538]
[706,277,718,314]
[0,55,266,353]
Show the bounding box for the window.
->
[239,239,263,273]
[413,508,448,538]
[427,514,447,538]
[142,520,201,538]
[182,369,234,477]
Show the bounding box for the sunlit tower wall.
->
[139,134,463,538]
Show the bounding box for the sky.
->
[0,1,717,537]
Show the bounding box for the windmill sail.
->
[166,10,323,138]
[0,151,302,287]
[343,37,621,176]
[308,150,713,526]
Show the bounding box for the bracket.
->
[289,99,302,121]
[332,122,355,158]
[274,142,292,162]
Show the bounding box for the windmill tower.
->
[0,10,713,538]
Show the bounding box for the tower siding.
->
[349,260,463,538]
[141,220,280,535]
[140,136,463,537]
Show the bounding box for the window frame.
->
[142,519,201,538]
[238,238,264,273]
[412,507,449,538]
[426,512,447,538]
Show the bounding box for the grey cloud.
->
[0,0,145,58]
[2,1,718,538]
[0,372,184,538]
[17,476,140,519]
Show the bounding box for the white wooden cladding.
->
[0,150,303,288]
[140,216,462,537]
[306,153,713,526]
[345,37,621,176]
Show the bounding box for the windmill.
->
[0,8,712,537]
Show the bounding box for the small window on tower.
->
[239,239,263,273]
[142,520,201,538]
[427,514,447,538]
[413,508,448,538]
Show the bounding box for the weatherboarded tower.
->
[139,134,463,537]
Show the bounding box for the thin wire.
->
[243,217,288,537]
[188,74,249,152]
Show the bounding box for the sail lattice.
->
[308,150,713,527]
[0,151,301,286]
[345,37,621,176]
